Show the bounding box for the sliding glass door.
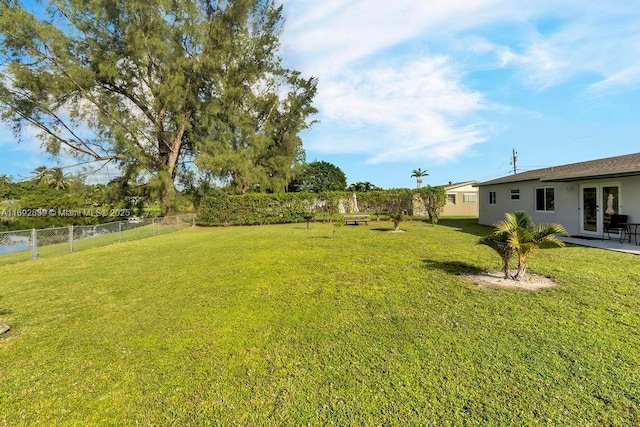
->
[580,183,621,236]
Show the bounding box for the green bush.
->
[197,193,317,226]
[196,189,433,226]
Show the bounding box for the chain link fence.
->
[0,214,195,265]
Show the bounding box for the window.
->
[510,189,520,200]
[535,187,555,211]
[463,193,477,203]
[447,194,456,204]
[489,191,496,205]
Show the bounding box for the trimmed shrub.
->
[197,193,316,226]
[196,189,430,226]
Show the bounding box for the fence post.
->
[31,228,37,260]
[152,217,156,237]
[69,225,73,253]
[118,221,122,243]
[192,214,196,227]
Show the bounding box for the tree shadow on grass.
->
[432,218,493,238]
[370,227,394,232]
[423,259,484,276]
[0,296,11,316]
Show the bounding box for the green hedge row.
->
[197,193,316,226]
[196,188,445,226]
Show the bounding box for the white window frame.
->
[510,189,520,200]
[447,194,456,204]
[489,191,496,205]
[535,187,555,212]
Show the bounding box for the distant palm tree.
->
[49,168,69,190]
[479,211,568,279]
[411,168,428,188]
[34,167,69,190]
[32,166,50,185]
[362,182,377,191]
[348,181,378,192]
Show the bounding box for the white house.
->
[477,153,640,237]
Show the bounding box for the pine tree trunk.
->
[161,185,176,216]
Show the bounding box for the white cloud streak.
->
[283,0,519,74]
[311,57,486,163]
[281,0,640,163]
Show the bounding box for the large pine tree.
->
[0,0,317,213]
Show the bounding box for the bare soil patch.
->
[0,319,10,334]
[465,270,558,291]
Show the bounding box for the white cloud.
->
[498,39,569,90]
[282,1,508,163]
[586,65,640,97]
[308,56,486,163]
[283,0,521,74]
[280,0,640,165]
[485,6,640,92]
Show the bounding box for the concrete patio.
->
[560,236,640,255]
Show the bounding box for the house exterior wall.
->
[479,180,581,233]
[442,192,479,216]
[480,180,539,225]
[442,183,479,217]
[479,176,640,235]
[617,176,640,220]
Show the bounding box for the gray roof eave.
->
[540,170,640,182]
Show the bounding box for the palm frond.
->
[533,223,568,247]
[479,234,511,254]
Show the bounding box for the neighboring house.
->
[477,153,640,237]
[411,180,478,217]
[441,180,479,216]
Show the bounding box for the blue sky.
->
[2,0,640,188]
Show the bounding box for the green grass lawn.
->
[0,223,185,267]
[0,219,638,425]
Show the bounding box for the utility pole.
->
[510,148,518,174]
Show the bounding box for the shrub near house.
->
[479,210,568,279]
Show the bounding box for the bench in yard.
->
[344,215,370,225]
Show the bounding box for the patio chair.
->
[602,214,628,241]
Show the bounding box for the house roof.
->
[477,153,640,186]
[441,180,479,190]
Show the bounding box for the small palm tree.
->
[478,232,515,279]
[480,211,568,280]
[411,168,428,188]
